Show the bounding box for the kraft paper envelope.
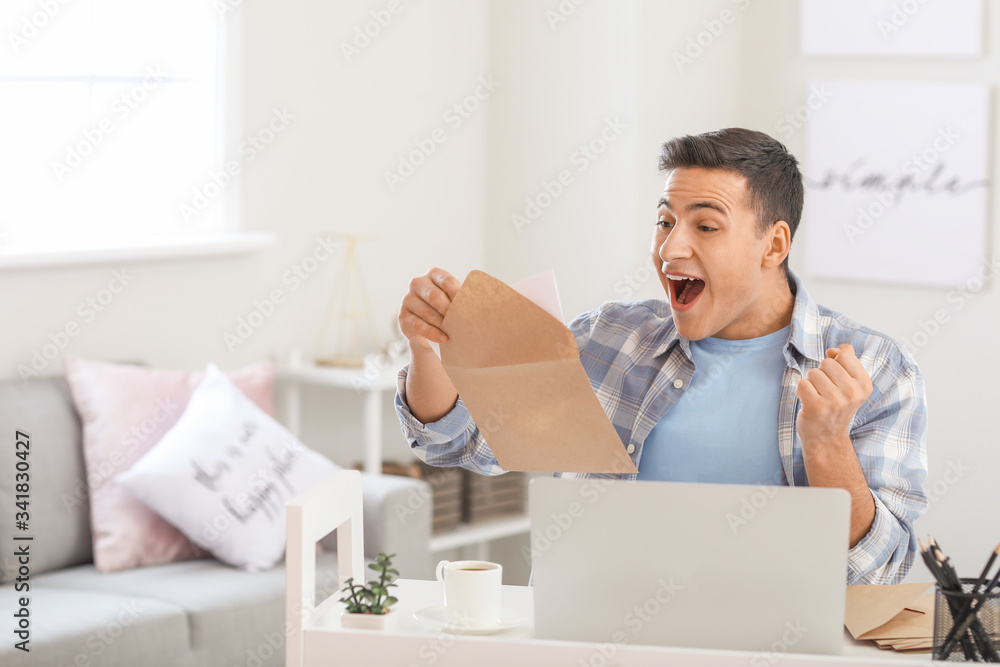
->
[861,608,929,641]
[859,592,936,641]
[875,638,933,651]
[844,583,933,640]
[428,268,565,359]
[439,270,637,474]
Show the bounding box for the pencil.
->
[975,544,1000,594]
[985,563,1000,595]
[934,549,964,595]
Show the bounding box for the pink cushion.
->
[64,356,276,573]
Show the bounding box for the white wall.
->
[238,0,492,471]
[482,0,639,318]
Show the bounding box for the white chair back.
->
[285,468,365,667]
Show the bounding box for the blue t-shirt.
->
[636,325,791,485]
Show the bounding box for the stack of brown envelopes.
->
[845,582,935,653]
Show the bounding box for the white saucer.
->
[413,606,527,635]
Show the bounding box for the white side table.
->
[278,348,405,475]
[277,348,530,557]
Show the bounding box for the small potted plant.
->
[338,552,399,631]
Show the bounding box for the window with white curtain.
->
[0,0,224,250]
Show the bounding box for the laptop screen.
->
[528,477,850,655]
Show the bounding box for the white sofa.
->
[0,374,431,667]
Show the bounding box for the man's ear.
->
[761,220,791,269]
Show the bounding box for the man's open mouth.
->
[667,274,706,310]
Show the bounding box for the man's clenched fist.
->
[795,343,874,449]
[398,267,462,348]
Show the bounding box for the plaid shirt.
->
[394,269,929,584]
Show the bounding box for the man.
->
[394,128,928,585]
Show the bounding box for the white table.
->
[299,579,930,667]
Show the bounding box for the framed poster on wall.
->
[800,0,983,57]
[803,80,990,288]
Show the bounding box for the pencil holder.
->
[934,578,1000,661]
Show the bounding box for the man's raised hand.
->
[398,267,462,348]
[795,343,874,448]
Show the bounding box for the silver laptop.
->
[529,477,851,655]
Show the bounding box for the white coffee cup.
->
[435,560,502,628]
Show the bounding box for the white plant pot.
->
[340,609,397,632]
